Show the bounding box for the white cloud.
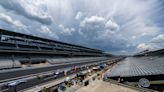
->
[40,25,58,39]
[137,43,153,51]
[132,36,137,39]
[40,26,52,34]
[58,24,75,35]
[75,12,83,20]
[0,0,163,55]
[45,0,74,24]
[0,0,52,25]
[105,19,119,31]
[0,13,26,28]
[80,16,105,27]
[151,34,164,43]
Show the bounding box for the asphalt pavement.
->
[0,59,108,81]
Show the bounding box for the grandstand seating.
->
[0,59,21,69]
[47,57,108,64]
[0,57,108,70]
[0,29,108,70]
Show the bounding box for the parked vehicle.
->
[5,80,27,87]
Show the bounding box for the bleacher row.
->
[0,59,21,69]
[0,57,108,70]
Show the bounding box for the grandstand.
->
[107,49,164,91]
[135,49,164,57]
[0,29,103,55]
[0,29,108,70]
[107,56,164,78]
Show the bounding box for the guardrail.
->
[20,73,77,92]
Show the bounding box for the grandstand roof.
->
[0,28,102,52]
[107,56,164,77]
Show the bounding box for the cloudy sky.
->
[0,0,164,55]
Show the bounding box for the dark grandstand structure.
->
[0,29,108,70]
[0,29,103,56]
[134,49,164,57]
